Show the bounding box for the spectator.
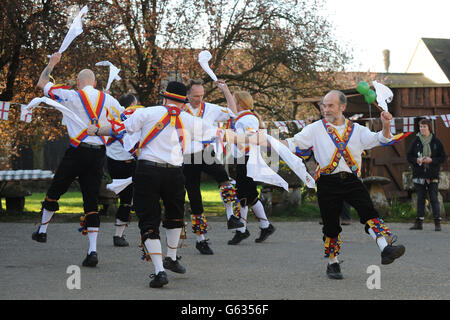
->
[407,119,446,231]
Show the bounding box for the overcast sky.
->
[322,0,450,73]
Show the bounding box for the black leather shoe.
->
[255,224,275,243]
[381,243,405,265]
[326,262,344,279]
[32,228,47,243]
[82,251,98,267]
[113,235,129,247]
[227,215,244,229]
[228,229,250,245]
[149,271,169,288]
[196,239,214,255]
[163,257,186,274]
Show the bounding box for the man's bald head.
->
[77,69,96,89]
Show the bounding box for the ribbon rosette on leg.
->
[191,213,208,235]
[324,235,342,258]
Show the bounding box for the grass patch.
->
[2,181,448,223]
[0,191,85,215]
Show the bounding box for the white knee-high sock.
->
[220,191,234,220]
[368,228,388,251]
[165,228,182,260]
[144,239,164,274]
[87,228,99,254]
[115,219,127,237]
[224,202,233,220]
[252,200,270,229]
[237,206,248,233]
[329,257,339,265]
[39,209,55,233]
[196,234,205,242]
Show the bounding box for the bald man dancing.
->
[31,52,123,267]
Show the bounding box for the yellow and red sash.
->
[314,119,359,180]
[184,102,206,118]
[236,111,256,154]
[135,106,185,156]
[225,111,255,154]
[70,90,106,148]
[48,84,71,102]
[106,105,144,147]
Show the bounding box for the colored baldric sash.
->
[135,105,185,156]
[48,84,71,102]
[184,102,206,118]
[226,110,256,154]
[70,90,106,148]
[314,118,359,180]
[105,105,144,148]
[185,102,211,150]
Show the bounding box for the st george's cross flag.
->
[20,104,32,123]
[0,101,10,120]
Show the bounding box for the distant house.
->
[406,38,450,84]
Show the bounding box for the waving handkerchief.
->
[107,177,133,195]
[247,144,289,191]
[51,5,88,57]
[26,97,85,130]
[198,50,218,81]
[373,81,393,111]
[266,135,316,189]
[95,61,121,91]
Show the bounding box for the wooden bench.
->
[0,170,54,213]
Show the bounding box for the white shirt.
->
[123,105,218,166]
[43,82,122,146]
[105,104,135,161]
[286,119,392,174]
[183,102,235,154]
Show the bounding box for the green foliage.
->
[386,196,416,222]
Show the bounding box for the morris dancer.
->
[88,81,224,288]
[32,52,123,267]
[106,93,142,246]
[182,79,243,255]
[254,90,406,279]
[227,91,275,245]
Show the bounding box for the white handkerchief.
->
[198,50,218,81]
[373,81,393,111]
[266,135,316,189]
[247,144,289,191]
[26,97,86,130]
[58,5,88,54]
[107,177,133,194]
[95,61,121,91]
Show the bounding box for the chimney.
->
[382,49,390,73]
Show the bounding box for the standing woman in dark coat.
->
[407,119,446,231]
